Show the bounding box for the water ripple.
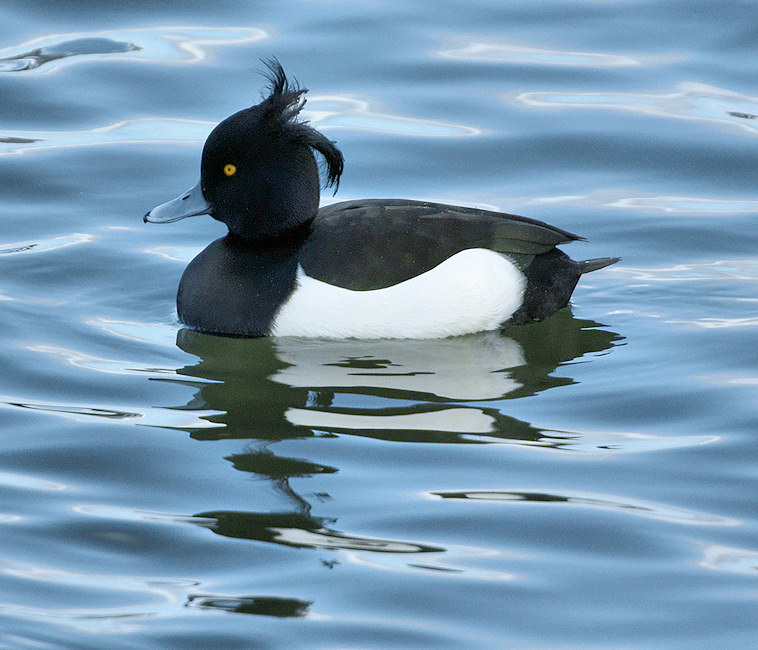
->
[0,471,68,492]
[306,96,480,137]
[610,258,758,283]
[608,195,758,215]
[432,490,736,525]
[0,97,478,157]
[86,319,182,348]
[193,510,444,554]
[528,191,758,215]
[344,546,518,582]
[439,41,644,67]
[0,37,139,72]
[0,117,214,156]
[23,343,175,376]
[667,316,758,329]
[0,233,93,255]
[0,559,197,632]
[516,82,758,135]
[700,544,758,575]
[0,395,222,430]
[471,429,719,454]
[0,26,268,74]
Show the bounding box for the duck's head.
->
[144,59,344,240]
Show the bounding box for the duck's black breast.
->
[298,199,582,291]
[177,235,301,337]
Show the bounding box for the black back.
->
[298,199,583,290]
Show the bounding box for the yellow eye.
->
[223,164,236,177]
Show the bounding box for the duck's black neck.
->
[225,218,314,254]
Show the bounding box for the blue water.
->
[2,2,758,647]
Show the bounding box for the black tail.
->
[580,257,620,274]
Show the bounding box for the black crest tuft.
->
[259,58,344,193]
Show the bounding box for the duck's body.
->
[145,60,617,339]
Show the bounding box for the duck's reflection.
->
[167,308,621,445]
[156,310,620,575]
[193,509,444,553]
[187,593,312,617]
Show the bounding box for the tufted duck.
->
[144,59,618,338]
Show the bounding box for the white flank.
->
[270,248,526,339]
[284,406,496,433]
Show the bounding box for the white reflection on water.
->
[0,471,68,492]
[0,26,269,74]
[0,559,197,633]
[269,527,437,553]
[273,333,525,401]
[73,504,213,527]
[526,190,758,215]
[0,395,222,430]
[24,343,176,376]
[700,544,758,575]
[608,195,758,215]
[1,99,477,157]
[610,259,758,283]
[697,373,758,387]
[0,118,214,156]
[516,82,758,135]
[86,318,182,348]
[343,545,518,582]
[438,41,642,67]
[668,316,758,329]
[286,406,497,434]
[469,430,719,454]
[143,245,202,263]
[305,95,480,137]
[0,233,94,254]
[432,489,736,525]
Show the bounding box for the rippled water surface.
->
[2,2,758,647]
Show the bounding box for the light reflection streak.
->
[0,233,94,254]
[432,489,736,525]
[465,430,720,454]
[0,96,479,158]
[666,316,758,329]
[516,82,758,135]
[0,471,68,492]
[285,406,497,434]
[700,544,758,575]
[23,343,175,376]
[438,41,643,67]
[527,190,758,215]
[0,559,198,632]
[343,545,518,581]
[0,26,269,74]
[609,259,758,283]
[86,318,182,348]
[0,394,222,430]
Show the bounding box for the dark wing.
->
[298,199,584,290]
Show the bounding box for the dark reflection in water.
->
[160,308,621,445]
[0,37,140,72]
[193,509,444,553]
[2,399,141,419]
[154,310,619,551]
[0,137,39,144]
[187,594,312,617]
[227,449,337,479]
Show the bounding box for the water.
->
[2,1,758,647]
